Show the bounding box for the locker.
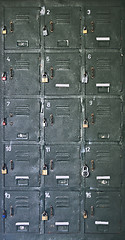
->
[85,50,122,95]
[84,7,121,49]
[85,191,121,233]
[44,99,81,143]
[44,52,80,95]
[85,98,121,142]
[4,8,40,49]
[44,7,81,48]
[44,145,81,187]
[4,53,40,95]
[4,99,40,141]
[84,144,122,188]
[44,191,80,233]
[4,191,40,233]
[4,144,40,187]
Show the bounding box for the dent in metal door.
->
[85,98,121,142]
[44,52,80,95]
[4,8,40,49]
[44,144,81,187]
[4,144,40,187]
[84,7,120,49]
[5,191,39,233]
[44,99,81,143]
[44,191,80,233]
[85,50,122,95]
[4,99,40,141]
[4,53,40,95]
[44,7,81,48]
[85,191,121,233]
[84,144,122,188]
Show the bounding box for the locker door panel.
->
[45,191,80,233]
[4,144,40,187]
[4,53,40,95]
[85,7,120,48]
[44,53,80,95]
[85,191,121,233]
[86,51,122,95]
[4,99,39,141]
[86,98,121,142]
[5,8,40,49]
[85,144,122,188]
[45,7,81,48]
[44,145,81,187]
[45,99,81,143]
[5,191,39,233]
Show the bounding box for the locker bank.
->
[0,0,125,240]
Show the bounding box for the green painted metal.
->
[0,0,125,240]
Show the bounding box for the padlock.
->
[2,210,6,219]
[83,120,89,128]
[81,165,89,178]
[1,72,7,81]
[83,210,88,219]
[42,74,48,83]
[2,27,7,35]
[43,26,48,36]
[3,119,7,126]
[83,27,88,34]
[2,164,7,174]
[42,165,48,176]
[42,211,48,221]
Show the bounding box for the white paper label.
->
[56,176,69,179]
[95,221,109,225]
[16,222,29,226]
[96,83,110,87]
[96,37,110,41]
[15,176,29,180]
[55,84,69,88]
[55,222,69,226]
[96,176,110,180]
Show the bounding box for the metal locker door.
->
[4,98,40,141]
[3,53,40,95]
[44,52,80,95]
[85,191,121,233]
[85,50,122,95]
[85,97,121,142]
[84,143,122,188]
[44,144,81,188]
[4,144,40,187]
[4,8,40,49]
[44,7,81,48]
[44,99,81,143]
[4,191,40,233]
[44,191,80,233]
[84,7,121,49]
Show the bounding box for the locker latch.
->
[82,72,88,83]
[1,72,7,81]
[42,211,48,221]
[42,73,48,83]
[42,164,48,176]
[82,165,89,178]
[2,164,8,175]
[43,118,47,127]
[83,210,88,219]
[2,26,7,35]
[43,26,48,36]
[83,27,88,34]
[83,120,89,128]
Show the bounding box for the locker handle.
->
[91,206,94,216]
[10,68,13,79]
[10,21,14,33]
[50,114,54,125]
[50,21,54,32]
[91,160,94,171]
[91,113,94,124]
[10,160,14,170]
[10,206,14,217]
[50,160,53,170]
[91,67,95,79]
[91,21,94,32]
[50,67,54,79]
[50,205,53,216]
